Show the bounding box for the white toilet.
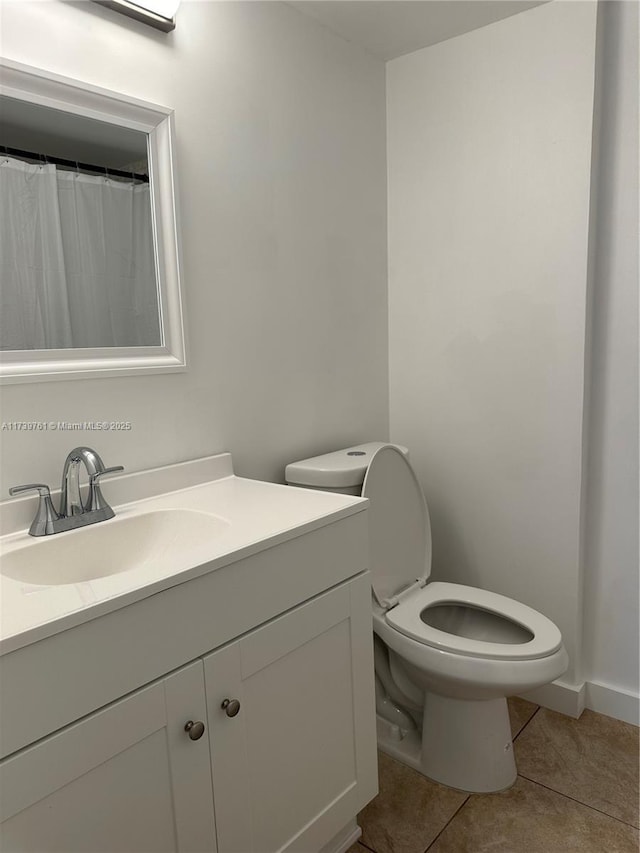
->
[286,442,568,793]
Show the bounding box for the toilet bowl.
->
[285,443,568,793]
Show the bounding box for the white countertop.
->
[0,454,367,656]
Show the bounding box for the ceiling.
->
[289,1,548,61]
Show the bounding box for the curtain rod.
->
[1,145,150,183]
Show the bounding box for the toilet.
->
[285,442,568,793]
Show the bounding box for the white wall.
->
[387,1,598,688]
[0,0,388,493]
[582,0,639,724]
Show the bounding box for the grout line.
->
[512,704,541,741]
[517,773,640,830]
[423,794,471,852]
[357,841,377,853]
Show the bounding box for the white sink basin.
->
[1,509,230,587]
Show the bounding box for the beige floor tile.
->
[514,708,639,827]
[426,775,639,853]
[357,751,468,853]
[507,696,539,739]
[346,843,371,853]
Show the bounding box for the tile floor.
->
[349,699,639,853]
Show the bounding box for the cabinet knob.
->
[221,698,241,717]
[184,720,205,740]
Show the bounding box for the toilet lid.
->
[362,444,432,607]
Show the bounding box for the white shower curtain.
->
[0,156,160,351]
[0,159,73,350]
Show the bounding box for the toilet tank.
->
[285,442,409,495]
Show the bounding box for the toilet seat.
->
[385,581,562,661]
[361,445,562,664]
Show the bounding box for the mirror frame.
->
[0,58,187,384]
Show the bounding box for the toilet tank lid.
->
[285,442,409,488]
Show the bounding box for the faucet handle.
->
[89,466,125,482]
[86,466,124,513]
[8,484,61,537]
[9,483,52,498]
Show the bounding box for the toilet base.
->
[376,716,424,770]
[376,694,517,793]
[421,692,516,792]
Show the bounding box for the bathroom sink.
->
[0,452,368,659]
[1,509,230,587]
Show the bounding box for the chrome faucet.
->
[60,446,122,518]
[9,447,124,536]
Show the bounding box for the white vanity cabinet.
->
[0,660,217,853]
[0,503,377,853]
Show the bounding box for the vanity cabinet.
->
[0,574,376,853]
[1,458,377,853]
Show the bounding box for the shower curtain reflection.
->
[0,156,161,351]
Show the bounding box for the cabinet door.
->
[0,660,217,853]
[204,574,377,853]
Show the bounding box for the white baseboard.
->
[520,678,640,726]
[520,679,586,718]
[585,680,640,726]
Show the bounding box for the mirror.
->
[1,98,161,351]
[0,59,186,383]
